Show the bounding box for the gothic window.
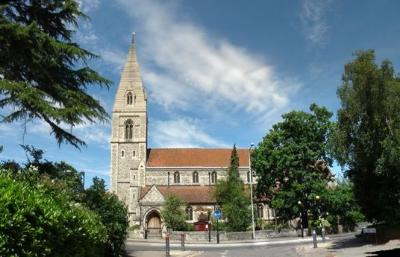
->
[192,171,199,183]
[257,204,264,218]
[127,92,133,105]
[125,120,133,139]
[174,171,180,184]
[186,206,193,220]
[211,171,217,184]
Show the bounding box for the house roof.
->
[140,185,216,204]
[146,148,249,168]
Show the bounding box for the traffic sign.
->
[214,209,221,220]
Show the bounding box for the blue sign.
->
[214,209,222,220]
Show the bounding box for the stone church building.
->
[110,35,274,236]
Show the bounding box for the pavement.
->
[297,237,400,257]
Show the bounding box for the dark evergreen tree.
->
[0,0,111,148]
[214,145,251,231]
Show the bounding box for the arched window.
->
[125,120,133,139]
[186,206,193,220]
[121,150,125,158]
[174,171,180,184]
[257,204,264,218]
[211,171,217,184]
[192,171,199,183]
[127,92,133,105]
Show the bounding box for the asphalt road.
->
[126,233,359,257]
[126,241,304,257]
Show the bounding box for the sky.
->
[1,0,400,188]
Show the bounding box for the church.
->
[110,34,275,237]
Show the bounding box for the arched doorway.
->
[146,210,162,239]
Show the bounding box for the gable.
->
[140,185,165,203]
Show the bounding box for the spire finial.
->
[131,32,136,45]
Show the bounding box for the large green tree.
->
[331,50,400,224]
[213,145,251,231]
[252,104,334,227]
[0,0,110,148]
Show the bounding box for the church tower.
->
[110,33,147,223]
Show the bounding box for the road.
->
[126,241,304,257]
[126,233,360,257]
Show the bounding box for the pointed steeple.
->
[113,32,147,112]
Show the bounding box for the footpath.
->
[296,237,400,257]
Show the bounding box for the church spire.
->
[113,33,147,112]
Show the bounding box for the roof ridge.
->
[147,147,249,150]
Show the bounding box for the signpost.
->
[214,209,221,244]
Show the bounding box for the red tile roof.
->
[146,148,249,167]
[140,185,216,204]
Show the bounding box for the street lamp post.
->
[249,143,256,240]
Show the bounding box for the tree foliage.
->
[323,181,364,232]
[0,148,129,257]
[84,177,129,257]
[0,171,107,257]
[252,104,334,225]
[161,194,187,231]
[331,50,400,224]
[0,0,111,148]
[214,145,251,231]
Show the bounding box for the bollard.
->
[165,235,170,257]
[312,229,318,248]
[321,227,326,242]
[181,233,185,251]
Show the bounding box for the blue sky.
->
[1,0,400,187]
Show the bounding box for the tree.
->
[252,104,334,228]
[214,145,251,231]
[331,50,400,224]
[0,0,111,148]
[161,194,187,231]
[84,177,129,257]
[324,181,364,232]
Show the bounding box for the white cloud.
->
[151,118,227,148]
[117,0,300,117]
[300,0,332,44]
[77,0,100,13]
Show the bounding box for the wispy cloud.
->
[151,118,228,148]
[77,0,100,13]
[117,0,300,117]
[300,0,333,45]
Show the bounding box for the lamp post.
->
[298,200,304,238]
[249,143,256,240]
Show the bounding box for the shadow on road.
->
[328,236,379,250]
[366,248,400,257]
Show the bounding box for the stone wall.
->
[145,168,251,186]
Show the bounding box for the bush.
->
[0,173,107,257]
